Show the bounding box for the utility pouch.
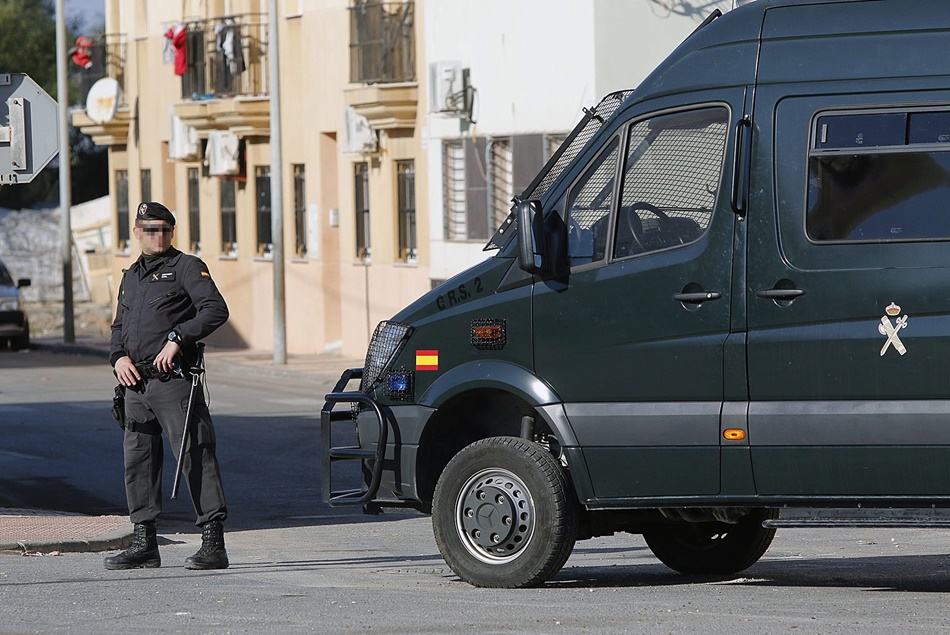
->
[111,384,126,430]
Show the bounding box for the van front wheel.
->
[432,437,578,588]
[643,508,778,575]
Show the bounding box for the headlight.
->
[0,298,20,312]
[360,320,413,392]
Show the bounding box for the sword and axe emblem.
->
[878,302,908,356]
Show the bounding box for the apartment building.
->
[72,0,734,357]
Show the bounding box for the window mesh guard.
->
[360,321,413,393]
[621,110,727,231]
[484,89,633,250]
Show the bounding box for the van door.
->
[532,96,742,500]
[745,1,950,500]
[747,89,950,498]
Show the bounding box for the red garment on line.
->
[71,36,93,69]
[166,26,187,76]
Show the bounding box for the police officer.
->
[104,202,230,570]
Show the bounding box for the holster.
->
[111,384,126,430]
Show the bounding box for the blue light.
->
[388,372,409,393]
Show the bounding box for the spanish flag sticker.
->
[200,271,210,277]
[416,350,439,371]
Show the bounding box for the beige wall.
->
[98,0,430,358]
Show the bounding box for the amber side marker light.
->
[723,429,746,441]
[473,325,503,340]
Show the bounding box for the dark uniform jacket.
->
[110,247,229,367]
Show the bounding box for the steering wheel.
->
[622,201,675,252]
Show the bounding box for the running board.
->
[765,508,950,528]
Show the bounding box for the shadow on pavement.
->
[547,552,950,592]
[0,347,107,369]
[0,477,123,516]
[0,398,421,533]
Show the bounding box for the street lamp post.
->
[269,0,287,365]
[55,0,74,344]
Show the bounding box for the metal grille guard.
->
[321,368,388,507]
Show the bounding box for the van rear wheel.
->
[432,437,578,588]
[643,508,777,575]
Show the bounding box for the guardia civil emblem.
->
[878,302,908,356]
[137,202,148,217]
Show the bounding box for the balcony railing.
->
[176,14,267,100]
[349,1,415,84]
[73,34,127,107]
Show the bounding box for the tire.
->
[643,508,778,575]
[11,326,28,351]
[432,437,578,588]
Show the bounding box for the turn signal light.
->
[473,325,503,340]
[723,428,746,441]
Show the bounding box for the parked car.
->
[0,258,30,350]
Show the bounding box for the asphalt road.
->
[3,349,950,634]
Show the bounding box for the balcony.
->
[73,34,128,107]
[70,34,130,146]
[171,14,270,136]
[176,14,267,101]
[349,1,415,84]
[346,1,417,131]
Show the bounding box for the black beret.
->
[136,201,176,226]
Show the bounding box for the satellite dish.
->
[85,77,120,124]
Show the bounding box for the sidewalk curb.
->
[0,524,133,554]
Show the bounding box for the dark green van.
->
[323,0,950,588]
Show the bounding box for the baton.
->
[171,344,205,500]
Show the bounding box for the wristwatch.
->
[167,330,182,345]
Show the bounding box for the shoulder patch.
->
[200,270,210,277]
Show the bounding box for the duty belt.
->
[134,361,182,382]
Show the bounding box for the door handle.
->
[755,288,805,300]
[672,291,722,304]
[730,115,751,216]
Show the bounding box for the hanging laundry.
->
[161,29,175,65]
[204,131,241,176]
[169,109,199,160]
[165,23,187,76]
[214,20,246,76]
[70,36,94,69]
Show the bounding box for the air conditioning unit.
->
[428,61,464,114]
[342,105,379,154]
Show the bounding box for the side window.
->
[808,110,950,242]
[614,107,728,259]
[565,138,619,266]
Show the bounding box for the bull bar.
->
[320,368,388,507]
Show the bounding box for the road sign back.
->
[0,73,60,185]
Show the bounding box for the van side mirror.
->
[517,199,545,274]
[517,199,569,277]
[17,278,30,288]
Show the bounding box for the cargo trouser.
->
[123,375,227,527]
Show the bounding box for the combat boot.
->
[184,520,229,570]
[104,522,160,570]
